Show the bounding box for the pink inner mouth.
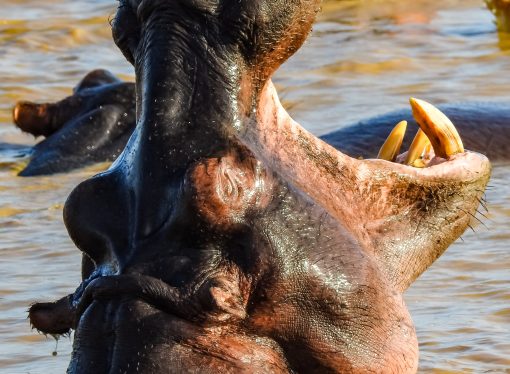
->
[238,79,490,291]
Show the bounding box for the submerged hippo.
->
[28,0,490,373]
[11,70,136,176]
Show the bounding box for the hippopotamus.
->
[27,0,491,373]
[11,70,136,176]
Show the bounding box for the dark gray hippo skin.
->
[12,69,136,176]
[27,0,491,373]
[14,70,510,176]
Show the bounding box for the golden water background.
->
[0,0,509,372]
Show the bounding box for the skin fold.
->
[26,0,491,373]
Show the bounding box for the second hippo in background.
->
[12,69,135,176]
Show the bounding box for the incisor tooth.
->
[409,98,464,158]
[405,129,431,166]
[377,120,407,161]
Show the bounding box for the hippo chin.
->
[28,0,490,373]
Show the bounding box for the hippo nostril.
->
[64,171,130,269]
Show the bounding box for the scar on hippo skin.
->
[188,148,276,229]
[12,69,136,176]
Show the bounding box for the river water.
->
[0,0,509,373]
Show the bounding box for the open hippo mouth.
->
[29,0,489,373]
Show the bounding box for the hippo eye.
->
[112,1,141,65]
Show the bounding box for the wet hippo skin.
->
[27,0,490,373]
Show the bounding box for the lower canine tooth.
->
[378,120,408,161]
[405,129,431,165]
[409,98,464,158]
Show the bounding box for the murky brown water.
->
[0,0,509,373]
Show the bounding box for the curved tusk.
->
[409,98,464,159]
[405,128,431,166]
[377,120,408,162]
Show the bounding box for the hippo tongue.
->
[240,79,490,292]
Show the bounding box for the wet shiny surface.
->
[0,0,509,372]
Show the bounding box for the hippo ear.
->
[73,69,121,93]
[28,295,75,335]
[220,0,321,78]
[239,80,489,292]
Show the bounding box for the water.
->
[0,1,509,372]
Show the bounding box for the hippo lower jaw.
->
[243,80,490,291]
